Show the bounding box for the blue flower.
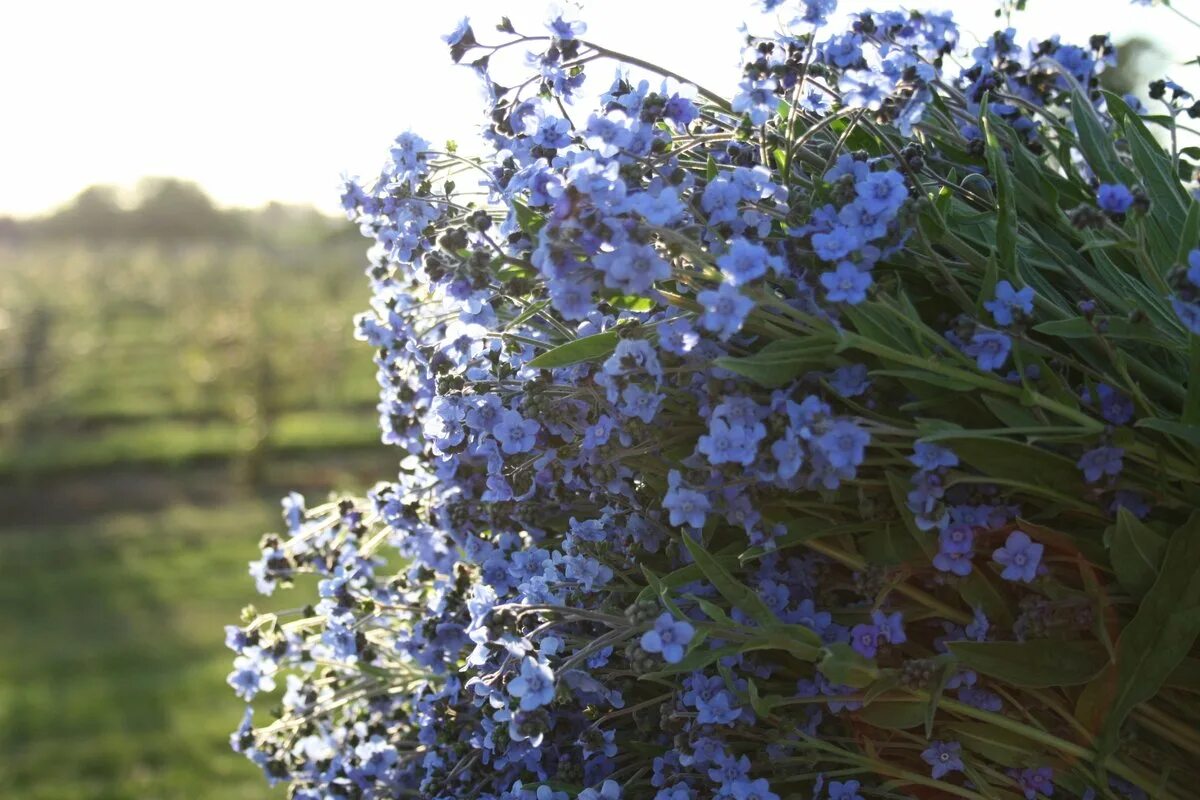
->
[1014,766,1054,800]
[227,648,277,701]
[493,409,540,454]
[698,283,754,340]
[698,418,761,466]
[658,317,700,355]
[992,530,1044,583]
[812,226,863,262]
[965,607,990,641]
[799,88,832,114]
[641,613,695,663]
[1076,445,1124,483]
[770,433,805,480]
[821,33,865,69]
[731,778,779,800]
[578,780,621,800]
[548,276,597,321]
[442,17,473,46]
[796,0,838,26]
[718,239,780,286]
[910,442,958,470]
[872,609,906,645]
[819,262,872,304]
[732,77,779,125]
[1110,490,1150,519]
[546,12,586,41]
[1170,295,1200,334]
[1187,248,1200,287]
[619,384,664,423]
[594,241,671,295]
[1082,383,1133,425]
[984,280,1035,326]
[963,330,1012,371]
[702,177,742,224]
[850,621,882,658]
[584,110,633,158]
[839,69,895,111]
[829,364,871,397]
[1097,183,1135,214]
[921,740,965,779]
[664,471,710,528]
[855,170,908,216]
[828,779,865,800]
[508,656,556,711]
[815,420,870,471]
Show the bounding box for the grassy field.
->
[0,237,393,797]
[0,500,286,799]
[0,240,381,476]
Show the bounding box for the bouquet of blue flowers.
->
[225,2,1200,798]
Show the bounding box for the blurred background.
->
[0,1,1193,798]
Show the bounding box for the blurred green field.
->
[0,501,284,799]
[0,239,382,476]
[0,234,392,798]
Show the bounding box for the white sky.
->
[2,0,1196,217]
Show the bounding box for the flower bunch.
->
[227,3,1200,799]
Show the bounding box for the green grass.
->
[0,240,389,797]
[0,409,382,476]
[0,501,288,799]
[0,241,385,475]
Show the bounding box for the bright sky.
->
[2,0,1196,217]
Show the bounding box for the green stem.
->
[935,696,1173,799]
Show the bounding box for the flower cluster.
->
[226,3,1200,800]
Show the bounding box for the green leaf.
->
[608,294,656,312]
[982,112,1018,276]
[1177,199,1200,265]
[1034,317,1179,345]
[505,299,550,331]
[949,437,1086,497]
[944,722,1035,768]
[682,535,777,626]
[1093,512,1200,759]
[1186,337,1200,425]
[1071,88,1127,185]
[749,623,823,656]
[690,594,734,625]
[747,679,784,718]
[818,642,879,688]
[948,640,1109,688]
[925,660,954,738]
[510,198,545,236]
[863,671,901,705]
[1107,508,1166,598]
[527,330,619,369]
[714,338,833,388]
[1167,658,1200,693]
[858,522,922,565]
[870,369,978,391]
[1107,91,1188,226]
[856,700,925,730]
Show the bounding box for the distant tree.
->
[128,178,245,241]
[40,185,127,240]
